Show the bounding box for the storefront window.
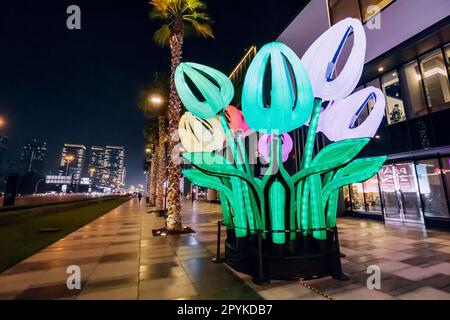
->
[360,0,394,22]
[419,49,450,112]
[400,61,428,118]
[442,157,450,215]
[328,0,362,25]
[343,186,352,210]
[365,78,387,126]
[381,71,407,124]
[363,174,382,213]
[349,183,365,212]
[416,159,449,218]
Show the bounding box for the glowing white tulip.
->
[319,87,386,141]
[301,18,366,101]
[179,112,225,153]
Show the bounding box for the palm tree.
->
[138,73,169,208]
[143,126,158,206]
[150,0,213,231]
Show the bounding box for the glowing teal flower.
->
[175,62,234,119]
[241,42,314,134]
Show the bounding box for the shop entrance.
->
[379,163,424,224]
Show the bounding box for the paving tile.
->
[333,287,394,300]
[139,283,198,300]
[78,285,138,300]
[396,286,450,300]
[391,266,439,281]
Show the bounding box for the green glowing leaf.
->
[183,169,234,227]
[322,156,387,204]
[292,138,370,184]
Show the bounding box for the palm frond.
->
[191,21,214,38]
[150,0,169,14]
[153,24,173,47]
[185,0,206,11]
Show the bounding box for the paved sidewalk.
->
[1,199,450,300]
[0,199,260,300]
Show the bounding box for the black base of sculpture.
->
[224,230,348,282]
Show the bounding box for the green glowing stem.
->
[269,181,286,244]
[219,112,264,236]
[262,135,296,244]
[236,132,259,233]
[301,98,322,170]
[230,177,247,237]
[326,190,339,228]
[300,98,326,239]
[219,192,233,228]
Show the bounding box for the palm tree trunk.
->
[155,115,167,209]
[166,27,184,230]
[149,153,157,206]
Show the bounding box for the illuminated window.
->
[381,71,407,124]
[419,49,450,112]
[349,183,365,212]
[360,0,394,22]
[416,159,449,218]
[343,186,352,210]
[328,0,395,24]
[400,61,428,118]
[363,174,382,213]
[442,157,450,216]
[328,0,362,25]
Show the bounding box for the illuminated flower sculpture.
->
[176,18,387,281]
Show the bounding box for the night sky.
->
[0,0,307,187]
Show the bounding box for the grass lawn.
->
[0,197,129,272]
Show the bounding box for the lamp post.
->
[64,155,74,193]
[34,178,45,195]
[64,155,74,176]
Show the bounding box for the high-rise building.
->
[88,146,106,187]
[19,139,47,175]
[104,146,125,188]
[59,144,86,182]
[87,145,126,189]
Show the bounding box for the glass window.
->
[416,159,449,218]
[366,78,388,126]
[381,71,407,124]
[400,61,428,118]
[349,183,365,212]
[442,157,450,216]
[419,49,450,112]
[343,186,352,211]
[354,85,369,126]
[445,44,450,73]
[360,0,394,22]
[363,174,382,213]
[329,0,362,25]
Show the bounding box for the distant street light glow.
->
[149,95,163,106]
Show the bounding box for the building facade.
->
[88,145,125,189]
[58,144,86,183]
[104,146,125,189]
[88,146,107,188]
[19,139,47,175]
[276,0,450,228]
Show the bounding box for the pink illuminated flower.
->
[258,133,293,163]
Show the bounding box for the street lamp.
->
[64,155,74,176]
[148,94,164,106]
[0,117,5,128]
